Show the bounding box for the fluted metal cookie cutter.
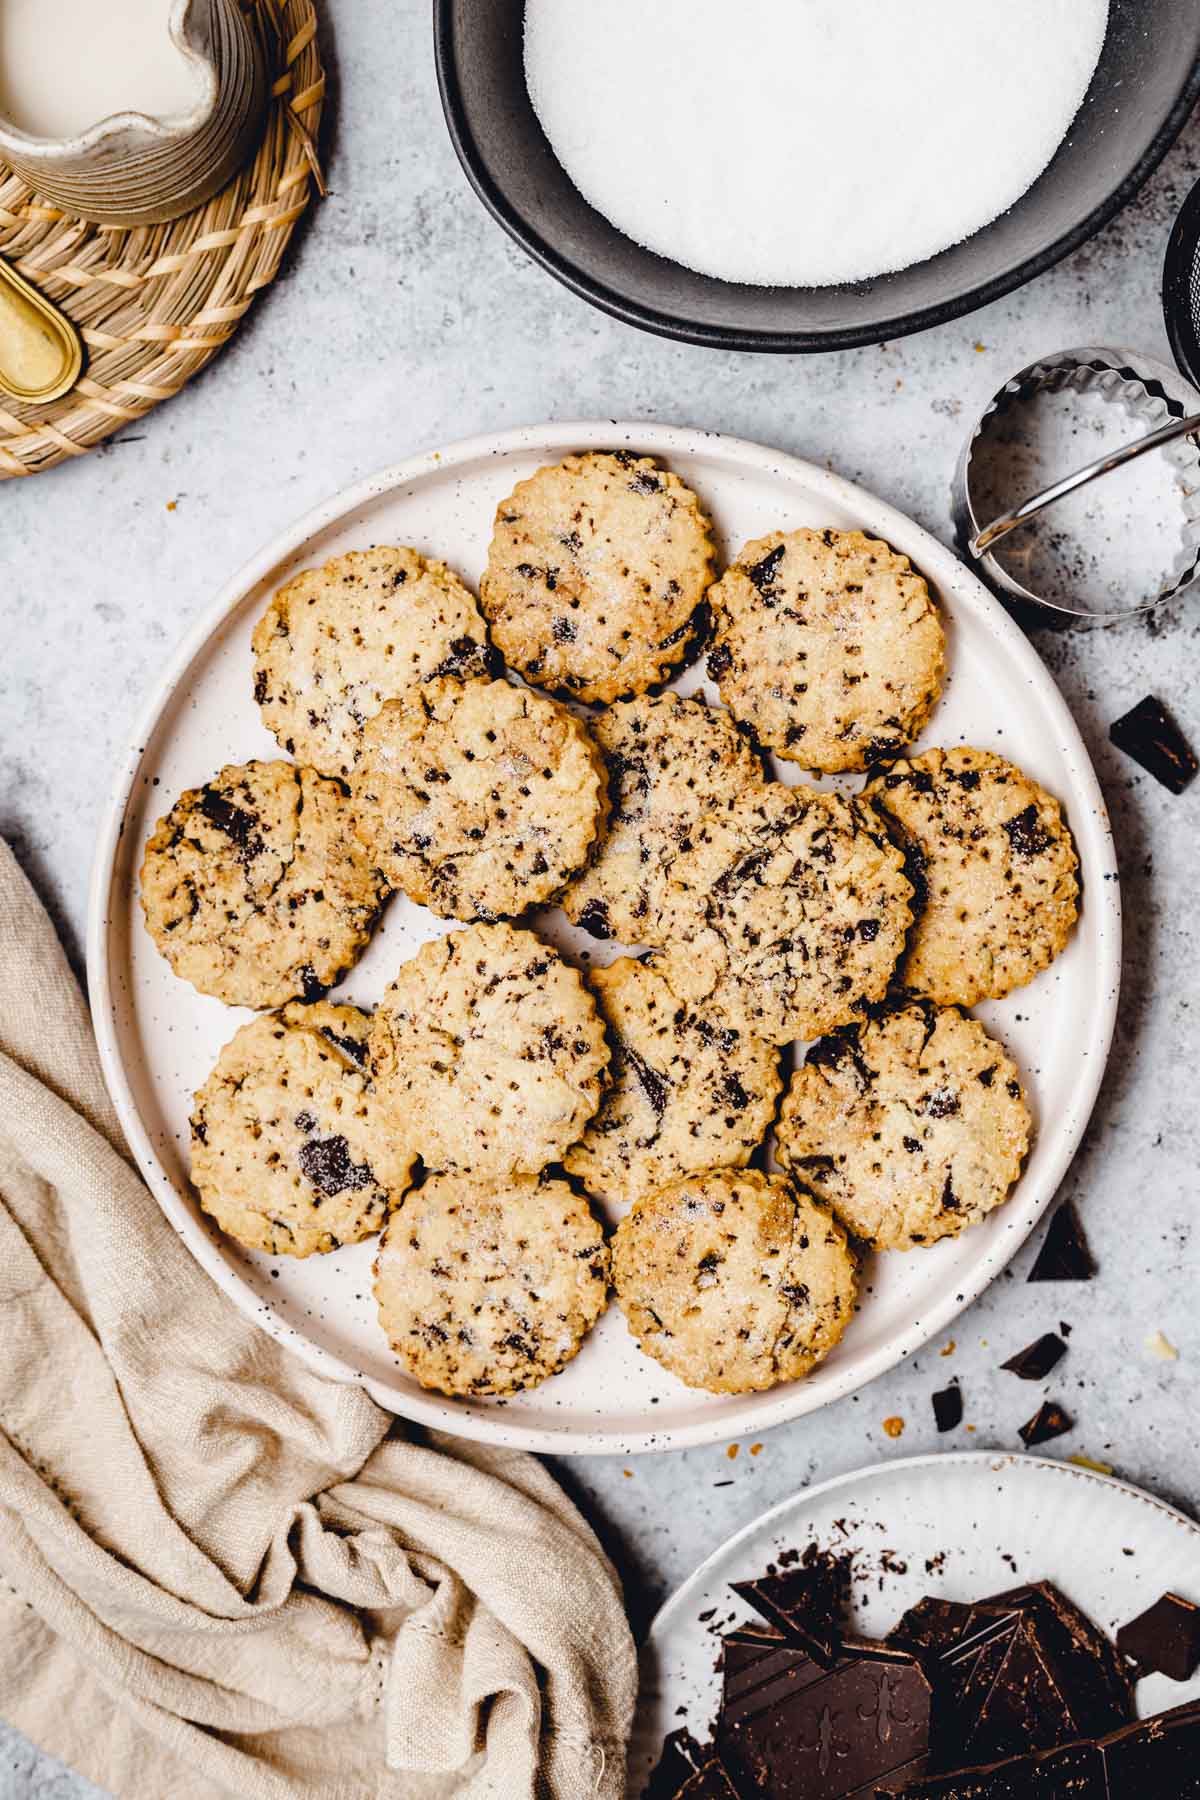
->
[952,346,1200,621]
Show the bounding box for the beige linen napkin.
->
[0,842,636,1800]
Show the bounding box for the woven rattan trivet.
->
[0,0,324,480]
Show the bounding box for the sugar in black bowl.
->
[434,0,1200,354]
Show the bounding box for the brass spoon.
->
[0,253,83,404]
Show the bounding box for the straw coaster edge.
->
[0,0,325,480]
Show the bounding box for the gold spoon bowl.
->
[0,255,84,405]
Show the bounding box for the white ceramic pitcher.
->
[0,0,266,225]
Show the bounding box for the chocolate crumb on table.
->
[1109,694,1198,794]
[1117,1591,1200,1682]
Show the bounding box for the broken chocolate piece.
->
[730,1546,850,1667]
[644,1727,708,1800]
[888,1596,977,1657]
[1109,695,1198,795]
[958,1616,1088,1767]
[1027,1202,1096,1282]
[1001,1332,1068,1380]
[930,1582,1131,1773]
[878,1737,1107,1797]
[652,1561,1158,1800]
[1116,1591,1200,1683]
[1103,1699,1200,1795]
[971,1583,1132,1736]
[718,1633,932,1798]
[672,1757,740,1799]
[933,1385,963,1433]
[1018,1401,1074,1448]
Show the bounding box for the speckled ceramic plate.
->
[87,422,1120,1455]
[630,1452,1200,1795]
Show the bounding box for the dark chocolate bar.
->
[718,1635,932,1798]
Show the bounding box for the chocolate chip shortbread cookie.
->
[612,1170,858,1394]
[866,746,1080,1005]
[373,1172,609,1396]
[777,1002,1031,1251]
[561,691,763,944]
[140,760,388,1009]
[479,451,716,703]
[368,922,609,1177]
[191,1003,414,1257]
[564,955,781,1211]
[657,782,913,1045]
[350,677,607,921]
[707,528,944,773]
[252,546,493,777]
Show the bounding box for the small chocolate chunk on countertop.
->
[718,1631,932,1798]
[1116,1590,1200,1682]
[1018,1400,1074,1448]
[1001,1332,1068,1380]
[1109,694,1198,794]
[1027,1201,1097,1282]
[933,1384,963,1432]
[730,1545,850,1666]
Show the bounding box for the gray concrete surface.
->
[2,4,1198,1792]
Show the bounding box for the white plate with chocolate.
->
[631,1451,1200,1795]
[87,422,1120,1454]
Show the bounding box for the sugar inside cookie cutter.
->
[953,347,1200,620]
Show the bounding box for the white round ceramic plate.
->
[630,1452,1200,1794]
[87,422,1120,1455]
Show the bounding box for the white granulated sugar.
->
[524,0,1110,288]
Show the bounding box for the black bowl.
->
[434,0,1200,354]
